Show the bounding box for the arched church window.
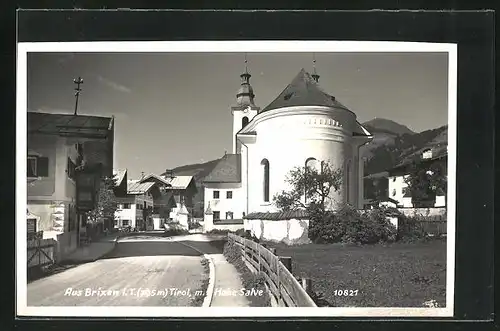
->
[242,116,249,129]
[304,157,318,203]
[346,161,351,204]
[261,159,270,202]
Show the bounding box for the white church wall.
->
[245,109,355,213]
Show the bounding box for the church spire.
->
[312,53,320,83]
[235,53,255,107]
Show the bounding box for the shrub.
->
[163,222,189,236]
[207,229,232,235]
[397,211,446,242]
[308,205,397,245]
[189,221,202,230]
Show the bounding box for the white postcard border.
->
[16,40,457,318]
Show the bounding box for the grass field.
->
[267,239,447,307]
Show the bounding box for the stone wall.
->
[243,218,310,245]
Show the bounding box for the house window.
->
[67,158,76,180]
[261,159,270,202]
[213,211,220,220]
[213,190,220,199]
[27,156,37,177]
[226,191,233,199]
[226,212,234,219]
[392,189,396,197]
[392,177,396,182]
[137,204,142,210]
[346,161,351,202]
[243,212,246,217]
[123,203,130,209]
[122,220,130,226]
[27,156,49,178]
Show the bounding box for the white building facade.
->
[203,67,372,221]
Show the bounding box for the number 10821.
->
[333,290,358,296]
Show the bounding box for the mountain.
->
[363,123,448,175]
[363,118,415,136]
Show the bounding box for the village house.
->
[27,111,114,260]
[387,144,447,208]
[135,173,180,229]
[113,170,162,231]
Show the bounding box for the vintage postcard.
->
[17,41,456,317]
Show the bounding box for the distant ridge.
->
[362,118,415,136]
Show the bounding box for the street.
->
[27,234,225,307]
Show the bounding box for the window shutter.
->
[37,157,49,177]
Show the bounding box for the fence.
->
[398,214,447,236]
[228,233,317,307]
[27,235,57,269]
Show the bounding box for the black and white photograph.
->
[17,41,456,317]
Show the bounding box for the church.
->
[203,62,373,222]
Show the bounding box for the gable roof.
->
[28,111,114,138]
[203,154,241,183]
[113,169,127,186]
[127,180,155,194]
[260,69,351,114]
[164,175,194,190]
[140,173,171,186]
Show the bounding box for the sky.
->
[27,51,449,179]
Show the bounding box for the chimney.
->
[165,169,175,179]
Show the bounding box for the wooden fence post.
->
[300,277,313,295]
[279,256,292,273]
[258,245,261,273]
[275,255,281,304]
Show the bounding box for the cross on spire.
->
[312,53,320,82]
[244,52,248,74]
[73,76,83,115]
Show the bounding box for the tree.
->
[404,159,447,207]
[87,176,117,228]
[273,161,343,214]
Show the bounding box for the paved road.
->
[27,234,224,306]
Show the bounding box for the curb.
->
[178,241,216,308]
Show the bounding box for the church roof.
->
[203,154,241,183]
[260,69,351,114]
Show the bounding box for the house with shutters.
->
[27,111,114,260]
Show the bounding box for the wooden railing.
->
[228,233,317,307]
[27,237,57,268]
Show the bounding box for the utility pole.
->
[73,76,83,115]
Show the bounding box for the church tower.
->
[231,54,259,154]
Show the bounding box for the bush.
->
[397,212,447,242]
[308,205,397,245]
[163,222,189,236]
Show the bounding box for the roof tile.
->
[260,69,351,113]
[203,154,241,183]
